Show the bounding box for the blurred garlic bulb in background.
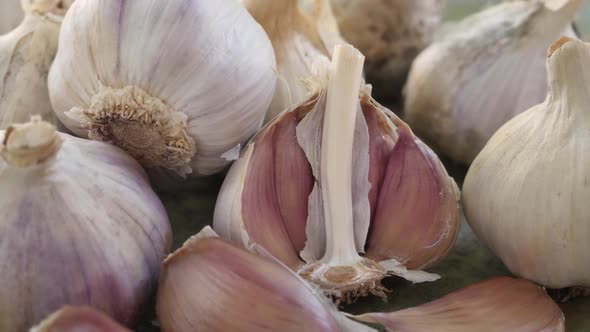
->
[0,117,172,330]
[0,0,24,35]
[49,0,276,177]
[331,0,446,102]
[0,0,73,130]
[214,45,460,302]
[32,306,130,332]
[405,0,580,165]
[463,37,590,289]
[242,0,345,122]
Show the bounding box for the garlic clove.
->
[49,0,276,177]
[404,0,580,165]
[463,37,590,288]
[355,277,565,332]
[157,228,356,332]
[365,115,460,269]
[31,306,131,332]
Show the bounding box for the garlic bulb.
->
[0,117,172,330]
[463,37,590,289]
[404,0,580,165]
[0,0,23,35]
[0,0,73,130]
[331,0,446,101]
[32,306,130,332]
[355,277,565,332]
[214,45,460,302]
[157,227,373,332]
[49,0,276,177]
[242,0,346,122]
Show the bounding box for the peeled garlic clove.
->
[49,0,276,177]
[242,0,346,122]
[0,117,172,330]
[330,0,446,101]
[31,306,130,332]
[214,45,460,302]
[404,0,580,165]
[0,0,73,130]
[463,37,590,289]
[0,0,23,35]
[355,277,565,332]
[157,227,373,332]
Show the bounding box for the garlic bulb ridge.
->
[404,0,580,165]
[0,117,172,330]
[49,0,276,177]
[463,37,590,289]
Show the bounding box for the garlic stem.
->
[320,44,365,265]
[1,116,62,168]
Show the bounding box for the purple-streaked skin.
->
[0,133,172,331]
[355,277,565,332]
[32,306,131,332]
[157,236,343,332]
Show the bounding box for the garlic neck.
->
[532,0,581,37]
[546,37,590,117]
[241,0,298,26]
[1,116,62,168]
[21,0,72,18]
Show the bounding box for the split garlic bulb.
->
[404,0,580,165]
[331,0,446,101]
[242,0,345,122]
[214,45,460,302]
[0,117,172,330]
[32,306,130,332]
[0,0,24,35]
[49,0,276,177]
[463,37,590,288]
[0,0,73,130]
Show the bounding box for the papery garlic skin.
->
[242,0,345,122]
[0,0,24,35]
[404,0,580,165]
[331,0,446,101]
[31,306,131,332]
[0,0,73,130]
[356,277,565,332]
[463,37,590,288]
[0,117,172,331]
[49,0,276,177]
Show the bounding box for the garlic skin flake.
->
[49,0,276,177]
[157,227,373,332]
[404,0,580,165]
[0,0,73,130]
[331,0,446,100]
[0,0,24,35]
[0,117,172,330]
[463,37,590,288]
[242,0,345,122]
[31,306,131,332]
[214,45,460,302]
[355,277,565,332]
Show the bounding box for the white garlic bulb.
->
[49,0,276,177]
[0,0,24,35]
[331,0,446,100]
[0,117,172,330]
[463,37,590,288]
[242,0,345,122]
[404,0,580,165]
[0,0,73,130]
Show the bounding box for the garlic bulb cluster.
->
[0,0,73,130]
[0,0,24,35]
[331,0,446,101]
[0,117,172,330]
[32,306,130,332]
[214,45,460,302]
[404,0,580,165]
[242,0,346,122]
[49,0,276,177]
[356,277,565,332]
[463,37,590,289]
